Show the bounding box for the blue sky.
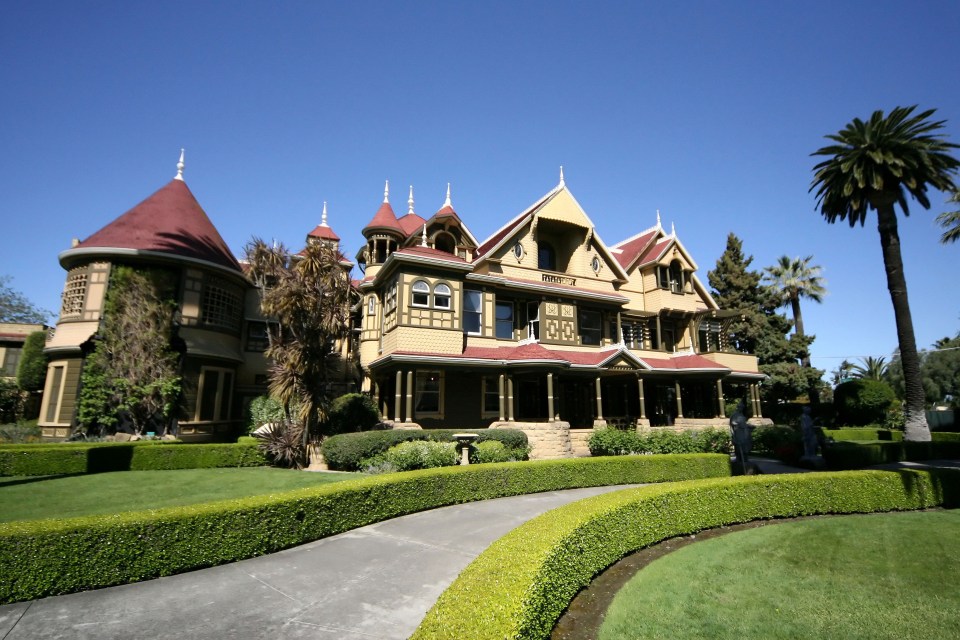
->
[2,1,958,379]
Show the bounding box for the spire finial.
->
[420,223,428,247]
[558,165,565,187]
[384,180,390,203]
[408,185,415,215]
[656,209,662,228]
[321,201,329,227]
[671,221,676,237]
[174,148,185,181]
[444,183,452,208]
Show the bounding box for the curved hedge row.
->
[0,442,266,477]
[413,468,960,640]
[0,453,728,604]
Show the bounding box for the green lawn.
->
[600,510,960,640]
[0,467,362,522]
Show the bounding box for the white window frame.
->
[434,283,452,310]
[412,280,431,308]
[464,289,483,335]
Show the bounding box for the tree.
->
[709,234,824,407]
[243,238,353,445]
[851,356,889,381]
[0,276,50,324]
[887,333,960,409]
[76,266,182,436]
[936,191,960,244]
[762,255,826,368]
[811,106,960,441]
[15,331,47,392]
[831,359,855,387]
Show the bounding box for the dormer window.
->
[538,242,556,270]
[434,232,456,254]
[657,260,686,294]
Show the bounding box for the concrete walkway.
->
[0,485,635,640]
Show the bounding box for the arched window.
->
[412,280,430,307]
[434,232,456,254]
[538,242,556,270]
[669,260,684,293]
[434,283,451,309]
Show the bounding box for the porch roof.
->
[369,344,737,375]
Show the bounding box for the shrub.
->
[0,380,23,424]
[253,420,306,469]
[321,429,529,471]
[0,442,266,477]
[247,395,285,435]
[822,439,960,470]
[823,428,903,442]
[412,468,960,640]
[363,440,457,473]
[0,454,730,603]
[752,424,802,461]
[470,440,528,464]
[588,428,732,457]
[326,393,381,435]
[15,331,48,393]
[833,379,897,426]
[0,421,41,444]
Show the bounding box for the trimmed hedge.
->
[0,454,728,603]
[823,428,904,442]
[588,427,731,456]
[823,439,960,470]
[413,468,960,640]
[0,442,266,477]
[321,428,529,470]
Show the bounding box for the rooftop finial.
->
[421,223,428,247]
[321,201,329,227]
[408,185,415,215]
[671,221,676,237]
[444,183,452,208]
[384,180,390,203]
[559,165,565,187]
[175,148,185,181]
[656,209,662,229]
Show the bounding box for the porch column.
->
[716,380,726,418]
[675,381,684,419]
[616,312,623,344]
[405,370,414,422]
[498,373,505,421]
[507,377,515,421]
[394,371,403,422]
[637,375,646,419]
[547,373,555,422]
[655,316,662,350]
[752,383,763,418]
[595,377,603,420]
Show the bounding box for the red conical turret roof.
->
[72,179,242,273]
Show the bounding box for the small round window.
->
[513,242,524,260]
[591,256,601,273]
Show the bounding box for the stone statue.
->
[730,400,753,474]
[800,406,817,459]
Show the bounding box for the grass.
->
[600,510,960,640]
[0,467,361,522]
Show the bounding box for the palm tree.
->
[762,255,826,367]
[851,356,889,381]
[936,191,960,244]
[811,106,960,441]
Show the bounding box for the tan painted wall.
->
[701,351,761,373]
[38,358,81,428]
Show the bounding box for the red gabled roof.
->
[397,213,426,237]
[307,224,340,241]
[75,179,241,272]
[612,230,658,270]
[474,213,528,259]
[362,202,404,235]
[639,354,730,371]
[433,204,459,219]
[636,237,672,266]
[393,245,469,265]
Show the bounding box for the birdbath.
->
[452,433,479,465]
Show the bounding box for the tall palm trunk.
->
[790,296,811,368]
[876,202,930,441]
